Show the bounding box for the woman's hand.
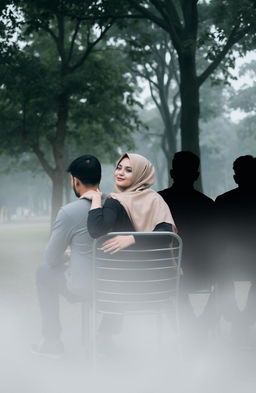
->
[102,235,135,254]
[80,189,102,209]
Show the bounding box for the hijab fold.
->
[110,153,176,232]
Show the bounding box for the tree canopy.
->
[0,0,141,223]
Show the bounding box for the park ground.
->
[0,222,256,393]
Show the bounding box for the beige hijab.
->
[110,153,176,232]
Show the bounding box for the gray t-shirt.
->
[44,198,93,295]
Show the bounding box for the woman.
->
[82,152,176,252]
[82,153,176,349]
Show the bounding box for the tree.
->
[0,1,140,224]
[94,0,256,174]
[229,60,256,155]
[121,19,180,174]
[199,81,239,196]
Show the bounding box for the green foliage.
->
[0,2,140,168]
[229,60,256,114]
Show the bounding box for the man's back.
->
[215,155,256,259]
[215,186,256,277]
[159,185,214,286]
[159,186,214,237]
[44,198,92,295]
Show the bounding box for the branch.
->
[147,131,163,137]
[67,19,81,64]
[165,46,179,98]
[37,21,59,46]
[39,16,66,64]
[151,44,166,71]
[131,65,159,88]
[161,127,169,157]
[155,65,165,92]
[198,23,249,86]
[180,0,198,39]
[170,89,180,125]
[124,0,183,51]
[148,76,161,113]
[68,21,114,72]
[162,0,184,50]
[69,13,147,21]
[127,0,170,32]
[31,142,55,178]
[174,109,181,138]
[165,66,174,99]
[170,47,180,85]
[56,13,66,65]
[150,0,174,26]
[20,105,54,178]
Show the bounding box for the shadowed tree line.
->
[1,0,256,223]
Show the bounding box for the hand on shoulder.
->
[80,189,102,200]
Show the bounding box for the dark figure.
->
[158,152,215,343]
[33,154,102,358]
[215,155,256,337]
[159,151,215,290]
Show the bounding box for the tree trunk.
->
[178,51,202,191]
[64,173,71,204]
[50,93,69,226]
[161,128,176,187]
[157,83,177,186]
[179,53,200,155]
[51,171,64,227]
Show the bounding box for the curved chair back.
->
[92,232,182,315]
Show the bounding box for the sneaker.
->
[31,340,64,359]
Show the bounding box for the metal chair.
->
[89,231,182,360]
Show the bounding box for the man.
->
[33,154,101,358]
[158,151,215,342]
[158,151,214,288]
[215,155,256,340]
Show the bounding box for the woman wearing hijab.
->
[83,152,176,252]
[82,153,176,349]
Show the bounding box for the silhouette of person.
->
[215,155,256,337]
[158,151,215,290]
[158,152,215,344]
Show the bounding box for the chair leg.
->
[82,301,97,367]
[156,313,164,349]
[81,301,90,348]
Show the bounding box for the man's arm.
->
[44,208,73,267]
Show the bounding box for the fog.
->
[0,163,121,223]
[1,219,256,393]
[0,150,255,393]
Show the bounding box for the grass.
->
[0,222,50,297]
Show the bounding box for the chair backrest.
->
[92,232,182,315]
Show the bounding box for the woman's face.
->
[115,157,133,190]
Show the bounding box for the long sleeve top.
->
[88,197,172,239]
